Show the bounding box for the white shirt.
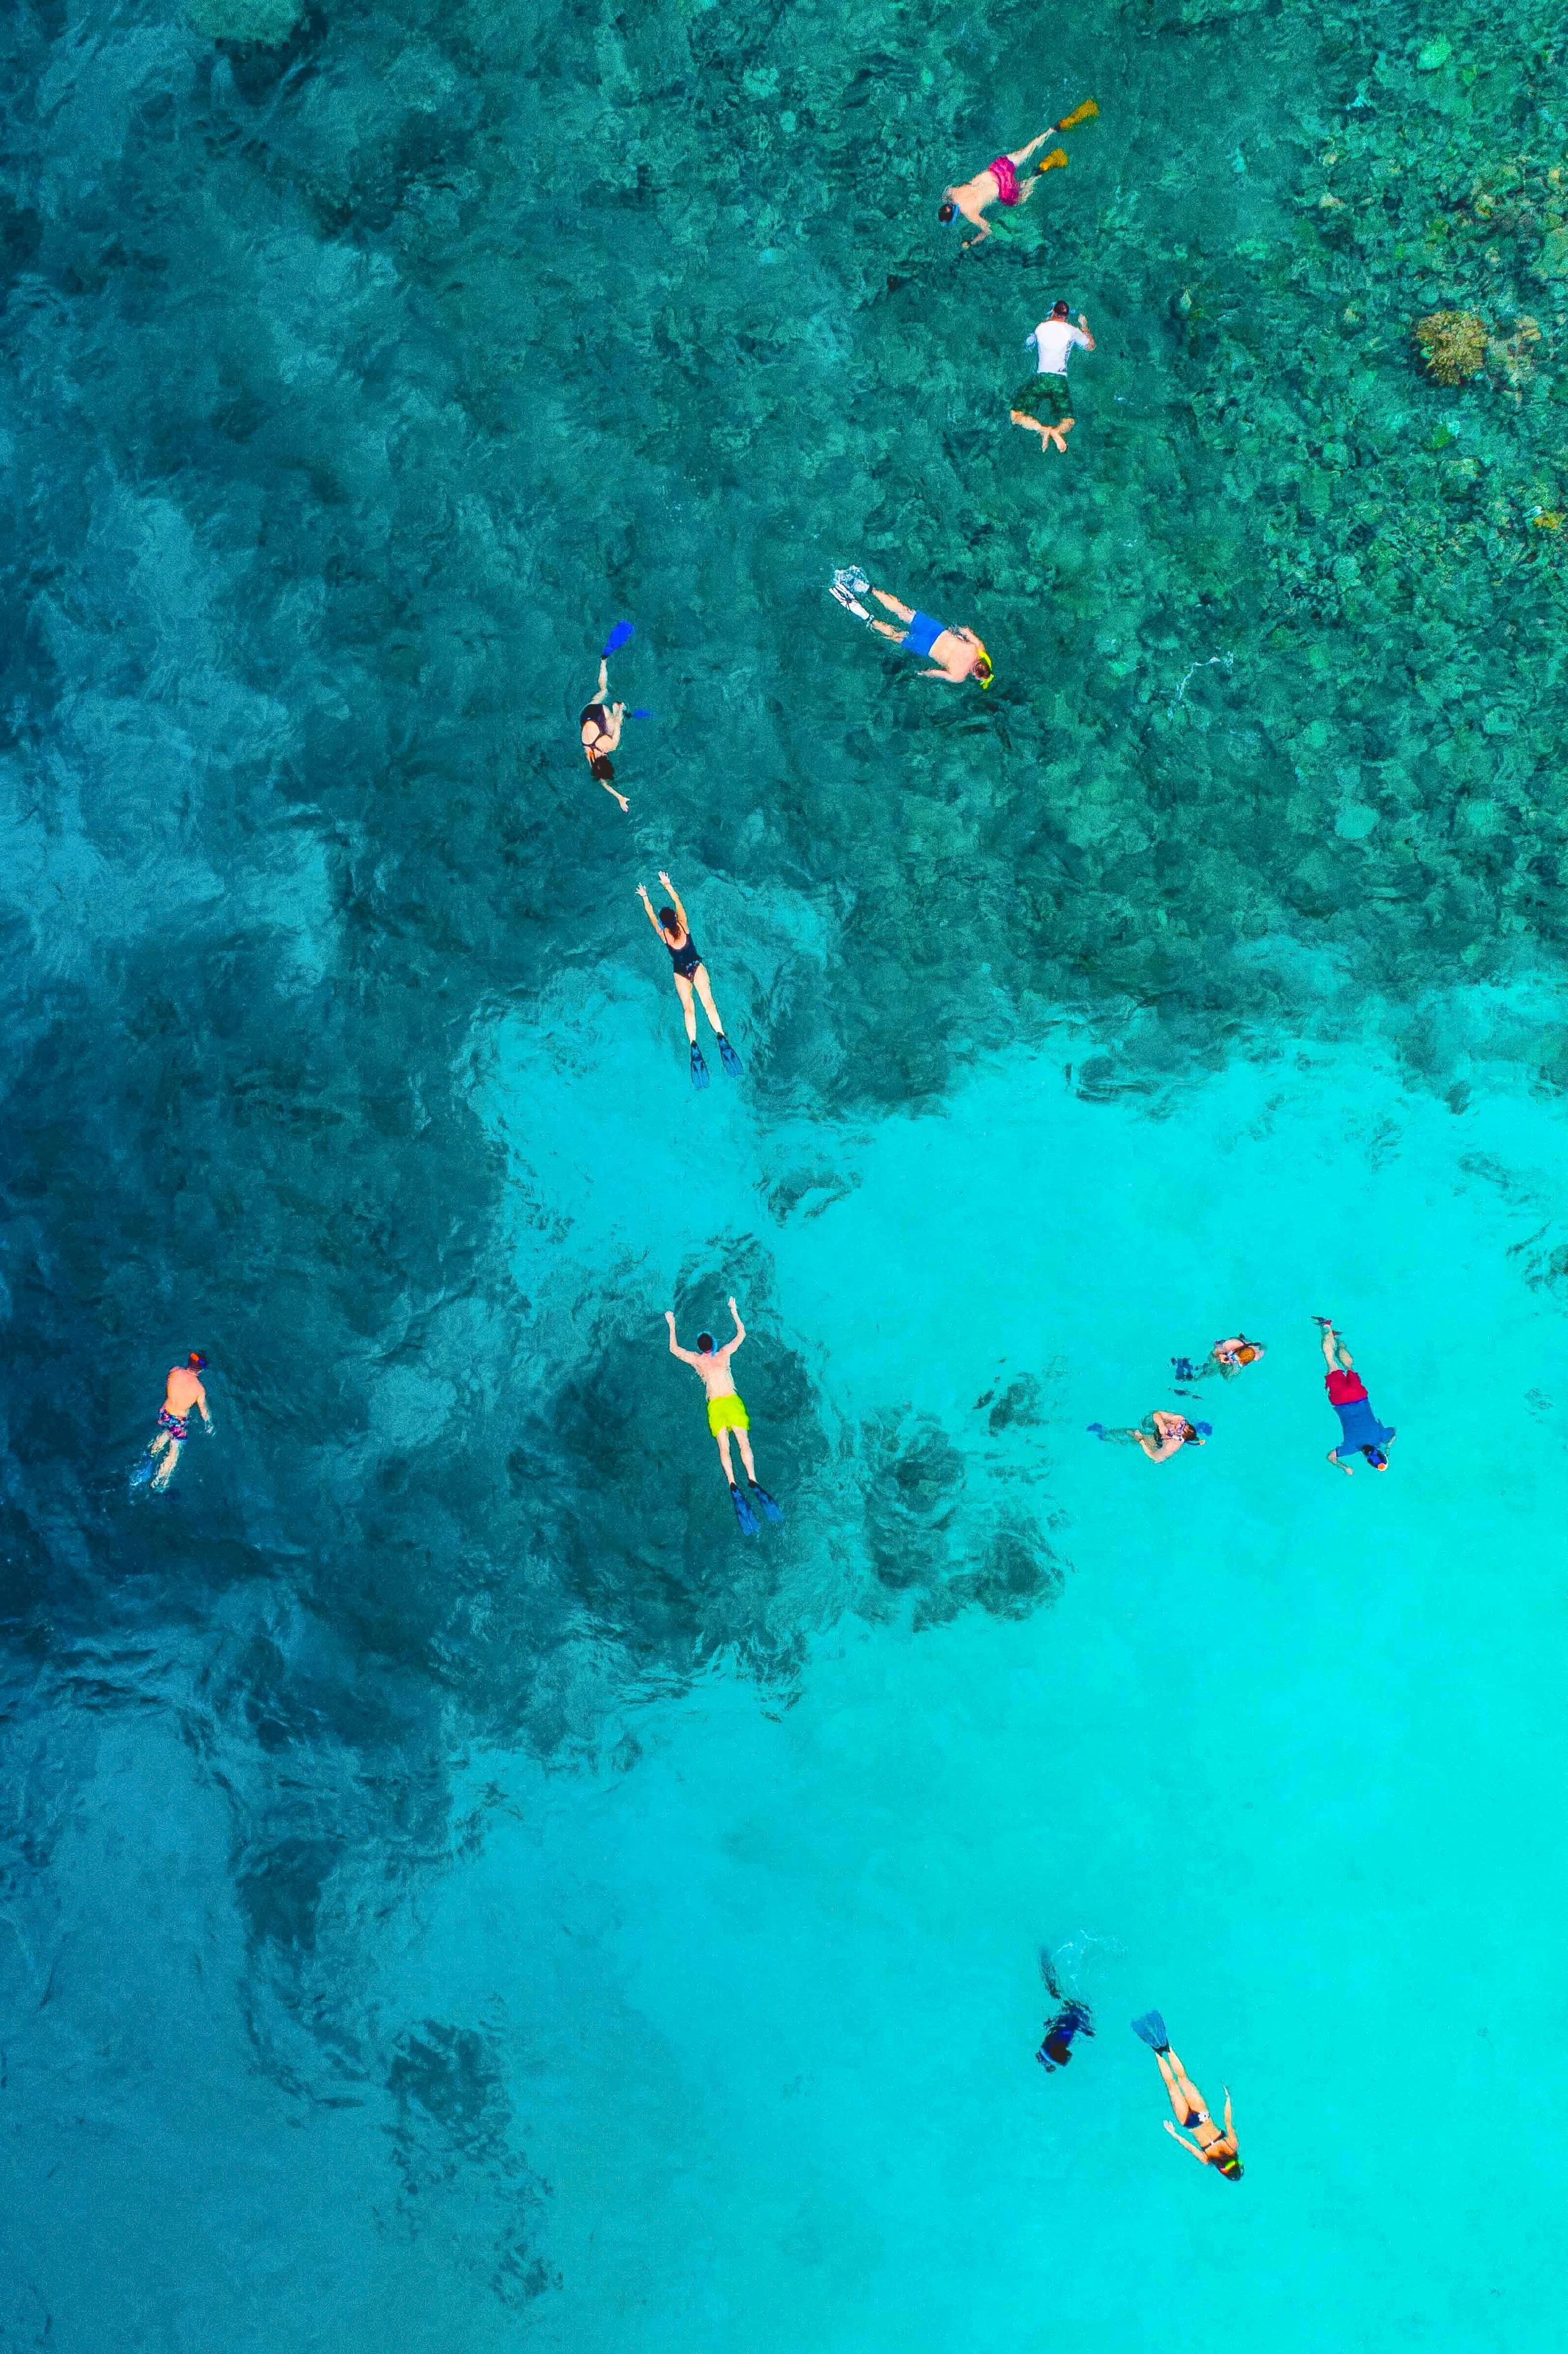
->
[1027,318,1091,376]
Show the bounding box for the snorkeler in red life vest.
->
[1316,1319,1396,1474]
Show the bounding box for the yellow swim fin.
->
[1056,98,1099,130]
[1034,147,1069,174]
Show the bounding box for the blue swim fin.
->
[602,620,634,655]
[731,1483,760,1535]
[718,1034,743,1079]
[1131,2011,1169,2051]
[129,1455,154,1492]
[1086,1421,1106,1439]
[690,1043,711,1090]
[750,1482,784,1526]
[630,707,652,718]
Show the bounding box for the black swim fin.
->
[690,1043,711,1091]
[718,1034,744,1079]
[731,1482,760,1535]
[750,1482,784,1526]
[1131,2011,1170,2052]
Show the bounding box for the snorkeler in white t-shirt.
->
[1010,300,1095,455]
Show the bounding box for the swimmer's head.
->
[1051,299,1071,319]
[188,1352,208,1371]
[938,200,956,224]
[657,905,679,933]
[1363,1445,1389,1470]
[1216,2155,1244,2182]
[696,1332,716,1355]
[1236,1343,1261,1364]
[1181,1421,1204,1444]
[972,649,994,687]
[590,753,615,782]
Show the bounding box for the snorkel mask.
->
[973,650,994,688]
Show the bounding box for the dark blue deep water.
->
[4,0,1568,2345]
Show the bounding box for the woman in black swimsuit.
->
[581,654,628,811]
[636,872,743,1091]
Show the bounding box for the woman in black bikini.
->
[636,872,743,1091]
[581,654,628,811]
[1131,2013,1242,2180]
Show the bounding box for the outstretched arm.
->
[1223,2089,1234,2139]
[665,1312,698,1365]
[658,872,689,934]
[1163,2123,1207,2162]
[194,1380,213,1430]
[637,885,668,936]
[728,1295,746,1350]
[1327,1446,1353,1476]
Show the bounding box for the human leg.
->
[1162,2047,1205,2121]
[1006,133,1052,164]
[151,1435,183,1491]
[871,588,916,622]
[716,1427,736,1482]
[693,965,726,1037]
[735,1427,757,1482]
[673,973,699,1044]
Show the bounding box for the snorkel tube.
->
[973,645,995,688]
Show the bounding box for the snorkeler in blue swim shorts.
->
[864,584,993,685]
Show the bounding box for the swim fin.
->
[602,620,635,655]
[630,706,652,718]
[750,1482,784,1526]
[717,1034,743,1079]
[1086,1421,1106,1439]
[691,1044,710,1091]
[1056,98,1099,130]
[129,1455,154,1491]
[1171,1356,1198,1382]
[830,581,872,623]
[1131,2012,1170,2052]
[1034,147,1069,174]
[731,1483,760,1535]
[834,564,871,597]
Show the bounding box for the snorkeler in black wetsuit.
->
[1034,1944,1095,2072]
[1036,1998,1094,2071]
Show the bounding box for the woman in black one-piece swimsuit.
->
[635,872,744,1091]
[580,654,628,810]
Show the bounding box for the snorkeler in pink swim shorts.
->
[937,102,1098,247]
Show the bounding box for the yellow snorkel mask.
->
[973,648,995,689]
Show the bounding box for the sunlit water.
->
[4,0,1567,2345]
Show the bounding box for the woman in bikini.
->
[1132,2014,1242,2180]
[580,654,628,811]
[636,872,743,1091]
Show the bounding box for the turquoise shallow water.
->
[4,0,1568,2343]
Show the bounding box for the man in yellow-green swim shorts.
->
[665,1295,785,1537]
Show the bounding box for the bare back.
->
[164,1365,207,1417]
